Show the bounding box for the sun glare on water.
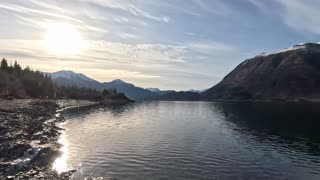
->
[44,23,85,55]
[53,131,69,174]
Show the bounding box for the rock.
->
[0,100,71,179]
[7,96,15,100]
[27,169,37,175]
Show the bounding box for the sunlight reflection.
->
[53,131,69,174]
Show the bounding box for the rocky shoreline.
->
[0,99,98,179]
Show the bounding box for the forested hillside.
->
[0,58,129,100]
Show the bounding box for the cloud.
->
[247,0,270,15]
[84,69,161,80]
[80,0,170,24]
[0,3,81,23]
[274,0,320,35]
[0,39,238,89]
[118,33,138,39]
[191,0,231,16]
[0,39,236,66]
[128,3,170,23]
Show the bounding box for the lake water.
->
[55,101,320,180]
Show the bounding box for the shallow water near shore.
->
[56,101,320,179]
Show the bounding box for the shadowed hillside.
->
[202,43,320,101]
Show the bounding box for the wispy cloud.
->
[0,3,81,23]
[275,0,320,35]
[118,33,138,39]
[248,0,320,35]
[80,0,170,24]
[247,0,270,15]
[0,39,238,89]
[191,0,232,16]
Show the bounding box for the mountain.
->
[146,88,176,96]
[146,88,161,92]
[101,80,158,100]
[50,70,96,82]
[188,89,208,93]
[48,70,100,89]
[201,43,320,101]
[160,91,200,101]
[146,88,202,101]
[48,71,158,100]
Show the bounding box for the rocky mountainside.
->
[201,43,320,101]
[48,71,159,100]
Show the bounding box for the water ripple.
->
[56,101,320,180]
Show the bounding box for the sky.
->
[0,0,320,90]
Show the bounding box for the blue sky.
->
[0,0,320,90]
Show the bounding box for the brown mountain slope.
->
[201,43,320,100]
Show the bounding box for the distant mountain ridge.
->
[146,88,176,96]
[201,43,320,101]
[48,70,206,101]
[101,80,158,100]
[48,70,159,100]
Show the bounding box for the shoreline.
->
[158,99,320,103]
[0,99,100,179]
[201,98,320,103]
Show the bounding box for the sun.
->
[44,23,85,55]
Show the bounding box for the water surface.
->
[56,101,320,179]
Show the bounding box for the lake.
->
[55,101,320,180]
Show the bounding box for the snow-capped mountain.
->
[47,70,99,90]
[146,88,161,92]
[50,70,96,82]
[257,43,311,57]
[188,89,208,93]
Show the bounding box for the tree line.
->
[0,58,126,100]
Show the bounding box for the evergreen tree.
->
[1,58,8,70]
[14,61,21,71]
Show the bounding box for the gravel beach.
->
[0,99,98,179]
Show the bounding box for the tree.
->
[14,61,21,71]
[112,88,118,94]
[102,89,110,96]
[24,66,31,72]
[1,58,8,70]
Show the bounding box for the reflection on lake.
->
[56,101,320,179]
